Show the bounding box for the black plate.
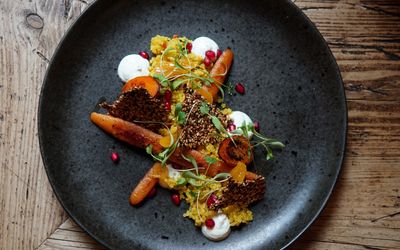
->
[38,0,346,249]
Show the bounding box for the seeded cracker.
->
[212,176,266,209]
[100,88,169,132]
[179,89,228,149]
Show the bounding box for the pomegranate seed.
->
[139,51,149,60]
[204,57,212,68]
[216,49,222,58]
[186,43,193,53]
[205,218,215,229]
[228,123,236,132]
[147,187,157,198]
[164,90,172,102]
[165,101,171,111]
[171,194,180,206]
[253,121,260,132]
[235,83,245,95]
[207,193,217,208]
[205,50,216,61]
[111,152,119,163]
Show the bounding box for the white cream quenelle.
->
[201,213,231,241]
[191,37,219,59]
[228,111,254,139]
[117,54,150,82]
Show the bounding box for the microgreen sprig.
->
[233,121,285,161]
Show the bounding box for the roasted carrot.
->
[90,112,259,179]
[90,112,163,153]
[129,162,163,205]
[121,76,160,97]
[201,48,234,102]
[218,136,253,167]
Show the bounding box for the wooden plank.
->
[0,0,399,249]
[0,0,91,249]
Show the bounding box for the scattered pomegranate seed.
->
[139,51,149,60]
[205,218,215,229]
[235,83,245,95]
[205,50,216,61]
[171,194,180,206]
[111,152,119,163]
[253,121,260,132]
[216,49,222,58]
[207,193,217,208]
[164,90,172,102]
[165,101,171,111]
[186,43,193,53]
[228,123,236,132]
[204,57,212,68]
[147,187,157,198]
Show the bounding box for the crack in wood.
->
[358,4,400,18]
[328,42,400,61]
[345,84,388,96]
[35,50,50,63]
[308,239,384,250]
[75,0,89,4]
[301,6,332,11]
[63,0,72,18]
[371,211,400,223]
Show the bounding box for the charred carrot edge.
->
[90,112,164,153]
[218,136,253,167]
[201,48,234,102]
[90,112,258,178]
[121,76,160,97]
[129,162,163,205]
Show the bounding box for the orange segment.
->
[196,88,213,104]
[230,162,247,184]
[121,76,160,97]
[159,135,172,148]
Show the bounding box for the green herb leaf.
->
[182,171,205,181]
[213,173,231,180]
[181,154,199,175]
[177,111,186,125]
[172,78,188,90]
[205,156,218,165]
[266,147,274,160]
[200,102,210,115]
[176,177,187,186]
[145,144,153,154]
[211,116,225,133]
[153,74,170,87]
[175,103,183,116]
[188,178,203,187]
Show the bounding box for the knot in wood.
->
[26,13,44,29]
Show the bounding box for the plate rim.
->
[37,0,348,249]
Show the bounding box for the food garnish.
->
[90,35,284,241]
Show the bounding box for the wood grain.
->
[0,0,399,249]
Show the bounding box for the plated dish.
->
[39,0,346,249]
[90,35,284,241]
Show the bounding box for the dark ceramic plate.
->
[38,0,346,249]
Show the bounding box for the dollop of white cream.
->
[191,37,219,59]
[228,111,254,139]
[201,213,231,241]
[167,165,181,180]
[117,54,150,82]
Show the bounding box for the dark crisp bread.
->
[180,89,228,149]
[212,176,266,209]
[100,88,169,132]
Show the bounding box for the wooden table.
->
[1,0,399,249]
